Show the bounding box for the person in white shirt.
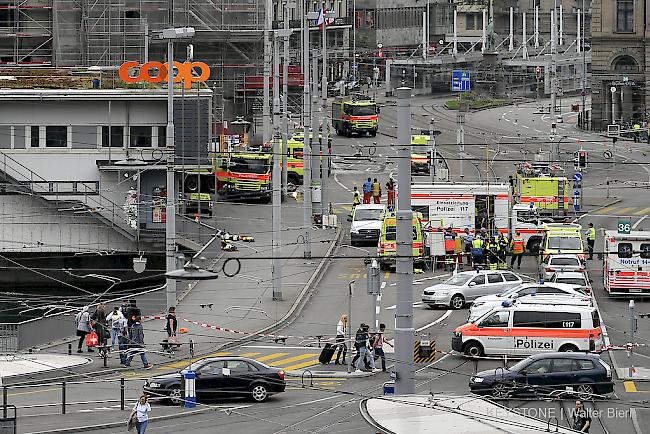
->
[335,314,348,365]
[133,394,151,434]
[106,306,126,350]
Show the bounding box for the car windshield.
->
[350,105,377,116]
[500,285,526,297]
[181,361,206,373]
[229,157,270,174]
[556,278,586,286]
[385,226,417,241]
[550,257,580,266]
[444,274,473,286]
[508,358,533,372]
[547,237,582,251]
[355,208,383,221]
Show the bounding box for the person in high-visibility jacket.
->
[352,186,361,208]
[463,228,474,267]
[585,223,596,260]
[497,233,509,269]
[471,236,484,266]
[510,232,525,269]
[486,236,499,269]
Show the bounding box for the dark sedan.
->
[469,353,613,399]
[144,357,286,404]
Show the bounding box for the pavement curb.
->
[26,406,216,434]
[286,369,376,379]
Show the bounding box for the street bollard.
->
[61,382,66,414]
[68,343,72,355]
[120,378,125,411]
[183,370,196,408]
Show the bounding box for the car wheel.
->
[491,382,511,399]
[559,344,579,352]
[250,383,269,403]
[464,341,484,358]
[576,383,594,400]
[450,294,465,310]
[168,386,183,405]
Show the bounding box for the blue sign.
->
[452,70,471,92]
[573,173,583,182]
[574,190,581,196]
[573,203,581,212]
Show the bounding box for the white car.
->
[539,254,584,281]
[550,271,592,293]
[349,204,386,246]
[468,282,586,322]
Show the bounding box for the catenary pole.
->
[282,2,290,197]
[263,0,272,143]
[165,38,177,310]
[302,2,312,259]
[272,32,283,301]
[394,87,414,394]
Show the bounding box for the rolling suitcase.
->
[319,343,336,364]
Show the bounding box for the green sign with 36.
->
[618,219,631,235]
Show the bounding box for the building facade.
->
[591,0,647,130]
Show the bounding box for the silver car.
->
[421,270,528,309]
[539,254,584,280]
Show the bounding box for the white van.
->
[452,303,603,357]
[349,204,386,246]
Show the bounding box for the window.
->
[384,227,417,241]
[537,286,565,294]
[613,55,638,72]
[545,312,581,328]
[550,257,580,266]
[487,273,503,284]
[480,311,510,327]
[158,126,166,147]
[470,275,485,286]
[591,310,600,328]
[0,8,15,28]
[618,242,633,258]
[198,361,225,375]
[130,126,152,147]
[102,126,124,147]
[641,244,650,259]
[124,10,140,19]
[227,360,252,372]
[412,205,429,220]
[31,126,39,147]
[617,0,634,32]
[513,311,545,328]
[503,273,520,282]
[515,286,540,297]
[551,359,574,373]
[524,359,552,374]
[576,359,595,370]
[465,13,482,30]
[45,126,67,147]
[547,237,582,251]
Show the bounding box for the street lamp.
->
[159,27,195,311]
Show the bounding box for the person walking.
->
[106,306,126,350]
[372,324,393,372]
[355,324,379,372]
[75,306,93,353]
[352,187,361,209]
[351,323,364,369]
[510,231,525,269]
[163,307,178,352]
[585,223,596,260]
[386,178,395,209]
[126,300,141,329]
[462,228,474,267]
[362,178,372,204]
[371,178,381,204]
[125,316,152,369]
[117,315,129,365]
[334,314,348,365]
[497,233,509,269]
[572,400,592,432]
[132,394,151,434]
[91,303,109,349]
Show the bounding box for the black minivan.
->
[469,352,613,399]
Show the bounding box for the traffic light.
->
[579,151,587,168]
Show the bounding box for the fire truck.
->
[214,152,272,203]
[603,230,650,296]
[512,163,569,215]
[332,94,378,137]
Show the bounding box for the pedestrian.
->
[355,324,379,372]
[486,235,499,270]
[125,316,152,369]
[443,227,456,271]
[362,178,372,204]
[351,323,364,369]
[572,400,592,432]
[371,324,393,372]
[335,314,348,365]
[126,299,141,329]
[118,315,129,365]
[163,307,178,352]
[471,235,485,267]
[106,305,126,350]
[371,178,381,204]
[132,394,151,434]
[585,223,596,260]
[386,178,395,209]
[510,231,525,269]
[463,228,474,267]
[75,306,93,353]
[91,303,109,349]
[497,233,509,269]
[352,187,361,209]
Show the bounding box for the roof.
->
[527,352,601,360]
[0,88,212,101]
[604,230,650,239]
[355,204,386,210]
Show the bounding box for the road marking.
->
[634,207,650,215]
[238,352,261,358]
[597,206,618,214]
[282,358,322,371]
[255,352,291,362]
[624,381,638,393]
[521,125,529,129]
[413,274,450,284]
[415,310,453,332]
[617,207,635,214]
[633,216,648,229]
[243,345,321,350]
[333,173,352,193]
[384,271,390,279]
[385,302,425,311]
[267,353,319,367]
[162,351,231,369]
[416,352,450,373]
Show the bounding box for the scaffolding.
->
[0,1,54,65]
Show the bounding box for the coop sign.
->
[119,61,210,89]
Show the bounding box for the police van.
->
[452,302,602,357]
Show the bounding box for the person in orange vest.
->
[443,227,456,271]
[510,231,525,269]
[386,178,395,210]
[371,178,382,204]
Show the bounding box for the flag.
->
[317,8,334,29]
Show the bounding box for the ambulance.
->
[603,230,650,296]
[452,302,603,357]
[377,211,424,270]
[539,223,585,262]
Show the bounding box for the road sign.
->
[451,70,471,92]
[573,189,581,196]
[573,173,583,182]
[610,86,617,93]
[618,219,631,235]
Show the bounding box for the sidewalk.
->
[0,354,91,379]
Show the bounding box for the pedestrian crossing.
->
[592,205,650,217]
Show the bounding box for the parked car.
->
[348,203,386,246]
[143,357,286,404]
[422,270,530,309]
[468,282,587,322]
[539,254,584,280]
[549,271,592,293]
[469,352,613,399]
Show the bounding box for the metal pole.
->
[352,0,356,78]
[347,280,354,374]
[581,0,587,129]
[165,38,177,311]
[508,7,513,51]
[321,3,329,217]
[481,9,486,52]
[453,9,458,55]
[263,0,272,143]
[302,4,312,259]
[422,11,427,59]
[282,3,290,198]
[368,259,381,331]
[311,55,320,218]
[550,4,557,162]
[2,386,6,418]
[629,300,636,378]
[61,382,66,414]
[429,118,436,184]
[272,33,283,301]
[108,100,112,163]
[534,6,539,48]
[559,4,563,46]
[120,378,125,411]
[395,87,414,395]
